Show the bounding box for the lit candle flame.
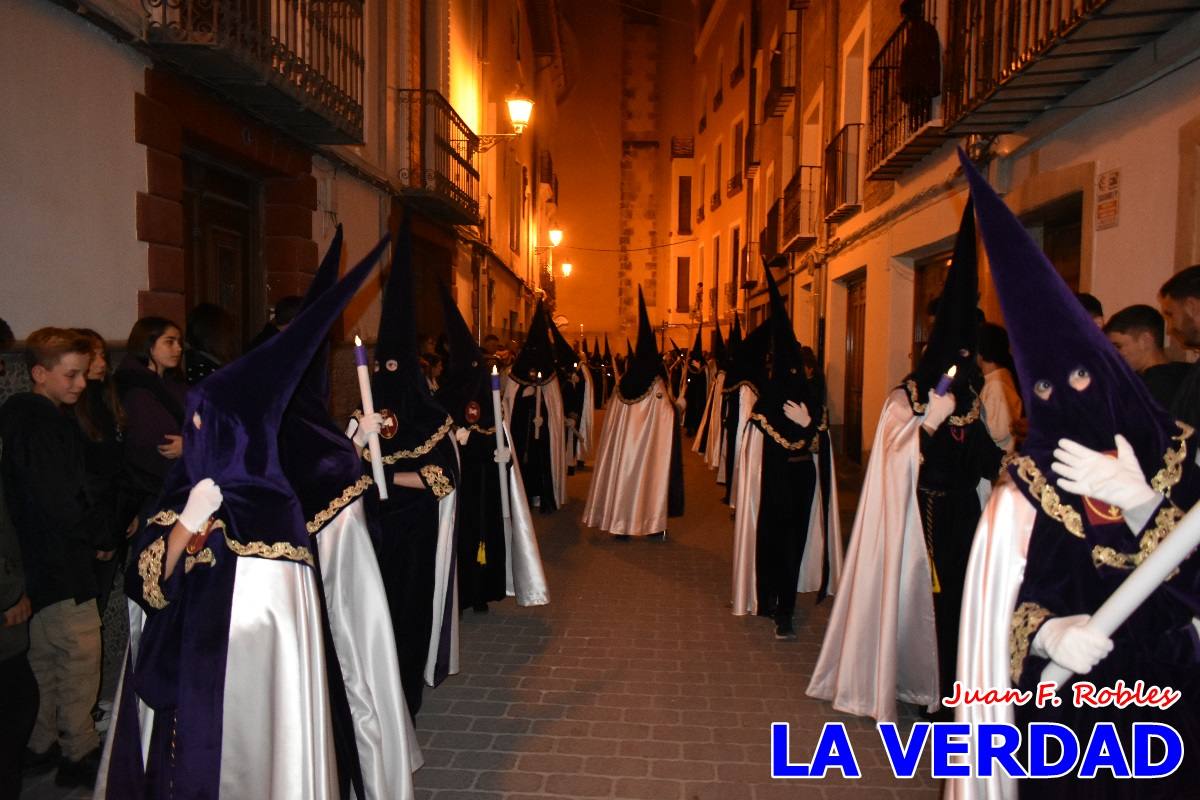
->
[947,365,958,378]
[537,371,543,379]
[492,364,499,376]
[354,335,363,347]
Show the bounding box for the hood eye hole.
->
[1068,367,1091,392]
[1034,379,1053,401]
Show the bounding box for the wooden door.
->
[911,251,952,371]
[843,272,867,463]
[183,156,262,348]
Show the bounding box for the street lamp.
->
[548,228,564,247]
[560,262,573,277]
[479,88,535,152]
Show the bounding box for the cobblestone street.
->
[22,425,940,800]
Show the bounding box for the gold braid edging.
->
[222,532,313,566]
[1010,601,1053,684]
[1011,456,1085,539]
[368,417,454,464]
[1151,422,1193,496]
[1092,504,1185,573]
[306,475,373,533]
[465,424,497,436]
[420,464,453,498]
[904,379,981,426]
[616,379,661,405]
[147,510,179,528]
[185,548,215,572]
[750,413,809,451]
[138,537,169,609]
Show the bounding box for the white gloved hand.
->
[922,390,956,433]
[783,401,812,427]
[494,446,511,464]
[1051,435,1160,512]
[454,427,471,446]
[565,417,576,430]
[1031,614,1113,676]
[179,478,223,534]
[675,397,687,413]
[352,412,383,448]
[521,386,535,398]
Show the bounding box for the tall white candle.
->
[534,371,544,440]
[491,366,513,536]
[354,335,388,500]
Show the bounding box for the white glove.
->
[783,401,811,427]
[454,427,471,446]
[1031,614,1113,676]
[521,386,535,398]
[352,412,383,448]
[494,446,511,465]
[922,390,956,433]
[565,417,576,430]
[675,397,687,413]
[1051,435,1160,512]
[179,478,223,534]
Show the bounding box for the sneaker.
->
[22,742,60,775]
[774,620,797,640]
[55,748,101,788]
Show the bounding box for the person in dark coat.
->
[1158,265,1200,430]
[682,326,708,437]
[1103,304,1191,411]
[114,317,188,520]
[503,303,565,514]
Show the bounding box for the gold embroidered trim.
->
[185,548,215,572]
[1151,422,1193,496]
[508,372,555,387]
[750,413,809,451]
[721,380,759,396]
[306,475,373,533]
[1091,504,1185,572]
[147,510,179,528]
[1011,455,1085,539]
[616,378,663,405]
[420,464,453,498]
[138,537,168,610]
[904,379,981,426]
[222,531,314,566]
[465,424,497,435]
[367,417,454,464]
[1010,601,1053,683]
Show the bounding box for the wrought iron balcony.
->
[943,0,1199,134]
[671,136,695,158]
[726,172,743,198]
[866,14,946,180]
[764,32,797,118]
[710,190,721,212]
[395,89,480,226]
[142,0,364,144]
[824,123,863,223]
[744,123,760,179]
[781,165,820,253]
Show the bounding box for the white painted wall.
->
[0,0,149,341]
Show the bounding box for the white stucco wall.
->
[0,0,149,341]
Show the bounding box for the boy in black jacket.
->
[0,328,102,787]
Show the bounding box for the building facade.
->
[2,0,569,350]
[679,0,1200,460]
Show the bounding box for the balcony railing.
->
[781,165,820,253]
[710,190,722,212]
[713,86,724,112]
[730,62,745,88]
[395,89,480,225]
[726,172,743,198]
[866,14,946,180]
[671,136,695,158]
[761,199,785,267]
[744,123,760,178]
[824,123,863,223]
[143,0,365,144]
[943,0,1192,134]
[764,32,797,118]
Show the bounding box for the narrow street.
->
[21,419,938,800]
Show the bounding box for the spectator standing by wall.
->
[1104,304,1191,409]
[115,317,187,519]
[0,328,103,787]
[1159,266,1200,430]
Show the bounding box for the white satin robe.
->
[692,369,726,471]
[502,377,567,509]
[499,418,551,606]
[730,425,845,615]
[577,367,595,462]
[582,376,676,536]
[806,388,939,722]
[725,384,758,502]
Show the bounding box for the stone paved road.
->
[21,424,941,800]
[410,429,941,800]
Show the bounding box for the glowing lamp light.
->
[506,95,533,134]
[561,262,573,277]
[548,228,564,247]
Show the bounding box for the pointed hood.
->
[549,316,581,377]
[167,232,389,548]
[618,287,667,399]
[752,265,818,443]
[724,319,770,393]
[687,324,705,374]
[511,300,557,385]
[434,281,494,430]
[960,150,1187,514]
[278,226,383,529]
[711,322,728,371]
[625,338,634,361]
[905,199,983,415]
[372,220,452,451]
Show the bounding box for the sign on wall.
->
[1096,169,1120,230]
